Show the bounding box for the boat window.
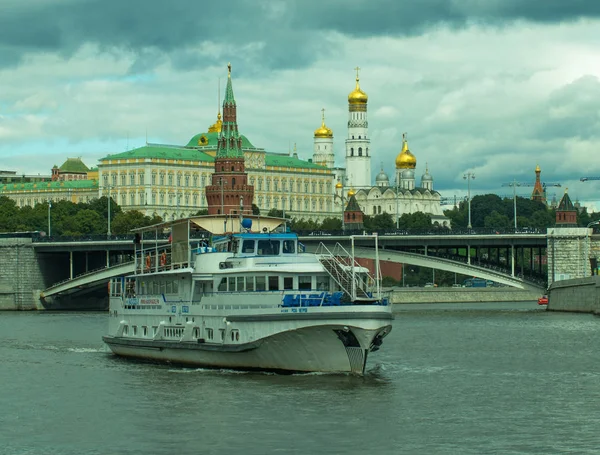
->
[317,276,329,291]
[268,276,279,291]
[206,328,213,340]
[173,280,178,293]
[219,329,225,341]
[166,281,173,294]
[257,240,280,255]
[242,240,255,253]
[256,276,266,291]
[299,276,311,290]
[193,327,199,338]
[152,326,158,336]
[283,277,293,290]
[142,326,148,336]
[228,277,236,292]
[231,239,240,253]
[123,325,129,335]
[282,240,295,254]
[237,276,244,292]
[218,278,227,292]
[246,276,255,291]
[132,326,137,335]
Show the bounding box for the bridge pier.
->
[547,227,596,285]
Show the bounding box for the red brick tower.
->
[205,64,254,215]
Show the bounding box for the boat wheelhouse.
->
[103,215,393,374]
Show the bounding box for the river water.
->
[1,302,599,455]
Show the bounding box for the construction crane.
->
[440,195,466,207]
[501,180,561,229]
[580,177,600,182]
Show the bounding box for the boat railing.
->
[136,241,190,274]
[315,242,378,301]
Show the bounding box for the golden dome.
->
[395,134,417,169]
[347,188,356,197]
[335,181,343,189]
[535,164,541,172]
[207,111,222,133]
[348,79,368,105]
[348,67,367,105]
[314,109,333,138]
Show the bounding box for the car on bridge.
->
[537,295,548,305]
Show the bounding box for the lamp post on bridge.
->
[463,172,475,229]
[106,185,114,237]
[47,199,52,237]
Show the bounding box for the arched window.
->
[232,178,236,186]
[358,147,363,156]
[351,148,354,156]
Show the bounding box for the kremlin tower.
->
[345,68,371,189]
[205,64,254,216]
[531,164,545,204]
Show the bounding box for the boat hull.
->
[103,321,391,374]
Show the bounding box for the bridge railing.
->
[296,227,546,237]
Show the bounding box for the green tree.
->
[484,210,511,230]
[397,212,432,229]
[111,210,161,234]
[363,213,394,232]
[0,197,20,232]
[64,209,104,235]
[252,204,260,215]
[320,217,342,231]
[194,209,209,216]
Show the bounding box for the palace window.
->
[112,174,117,186]
[177,174,182,187]
[304,182,309,193]
[193,174,198,186]
[274,180,279,192]
[152,173,156,185]
[139,173,145,185]
[130,173,135,185]
[266,179,271,191]
[193,193,198,205]
[121,175,126,186]
[258,179,263,191]
[358,147,363,156]
[312,182,316,193]
[168,174,173,186]
[121,194,126,205]
[185,175,190,187]
[160,173,165,186]
[201,175,206,187]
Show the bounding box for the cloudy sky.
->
[2,0,600,209]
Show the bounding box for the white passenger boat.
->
[102,215,393,374]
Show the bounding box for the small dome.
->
[401,169,414,180]
[535,164,541,172]
[395,135,417,169]
[348,74,368,105]
[376,169,389,184]
[335,181,343,189]
[421,164,433,182]
[347,188,356,197]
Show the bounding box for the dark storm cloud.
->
[2,0,600,70]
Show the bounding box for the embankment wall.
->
[388,287,539,304]
[547,276,600,313]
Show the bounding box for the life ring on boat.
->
[145,255,151,271]
[160,251,167,267]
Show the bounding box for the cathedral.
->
[313,69,449,226]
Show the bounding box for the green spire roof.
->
[217,64,244,159]
[224,64,236,104]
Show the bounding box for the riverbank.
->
[386,287,539,304]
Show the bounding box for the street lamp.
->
[396,178,400,229]
[506,179,520,230]
[47,200,52,237]
[463,172,475,229]
[106,185,114,237]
